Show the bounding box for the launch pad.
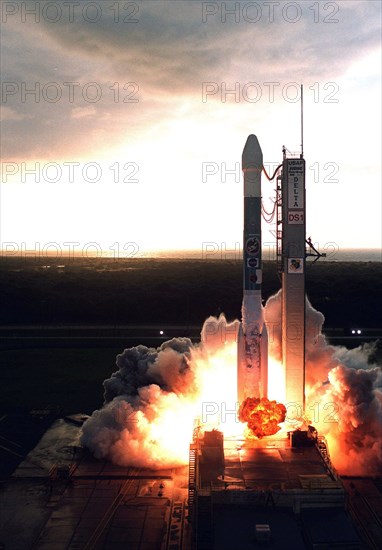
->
[2,416,381,550]
[189,429,363,549]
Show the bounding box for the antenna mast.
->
[300,84,304,158]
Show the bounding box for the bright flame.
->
[267,356,285,403]
[239,397,287,438]
[192,342,245,438]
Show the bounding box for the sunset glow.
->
[1,1,381,253]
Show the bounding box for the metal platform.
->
[189,431,365,549]
[197,434,344,510]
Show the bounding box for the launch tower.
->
[277,150,306,413]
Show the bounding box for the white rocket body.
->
[237,135,268,403]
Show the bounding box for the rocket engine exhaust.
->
[237,135,268,403]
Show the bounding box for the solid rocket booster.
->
[237,135,268,403]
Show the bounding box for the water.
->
[2,248,380,262]
[140,248,381,262]
[327,249,382,262]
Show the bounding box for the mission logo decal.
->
[246,235,260,257]
[247,258,259,268]
[249,269,262,284]
[288,258,304,273]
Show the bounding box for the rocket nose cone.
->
[242,134,263,170]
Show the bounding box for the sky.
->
[0,0,381,258]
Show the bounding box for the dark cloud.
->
[1,1,380,158]
[35,1,380,87]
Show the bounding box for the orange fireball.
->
[239,397,287,438]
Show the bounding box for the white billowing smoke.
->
[82,293,381,475]
[323,364,382,474]
[81,316,239,469]
[81,338,195,469]
[264,290,382,475]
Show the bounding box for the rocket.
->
[237,135,268,403]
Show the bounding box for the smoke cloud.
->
[82,295,381,475]
[81,316,239,468]
[263,289,382,475]
[305,307,382,476]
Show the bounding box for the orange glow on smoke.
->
[84,304,382,475]
[105,340,286,467]
[239,397,287,438]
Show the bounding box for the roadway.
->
[0,324,380,349]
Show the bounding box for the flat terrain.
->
[1,256,381,327]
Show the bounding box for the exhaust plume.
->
[82,296,381,474]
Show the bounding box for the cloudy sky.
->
[1,0,381,257]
